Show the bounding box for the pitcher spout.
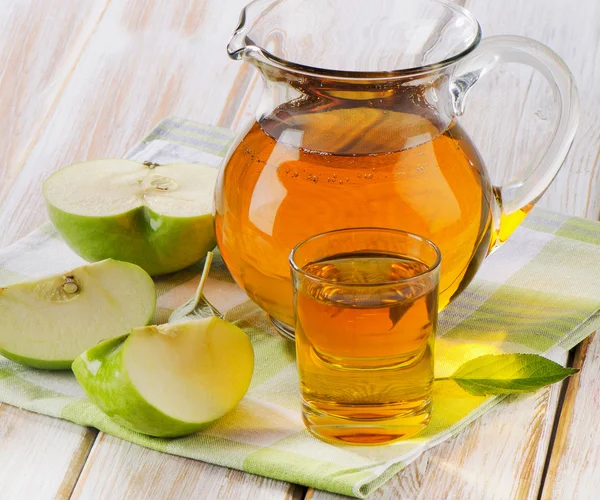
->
[227,0,276,64]
[226,5,250,61]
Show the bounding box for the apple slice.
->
[0,260,155,369]
[72,318,254,438]
[43,159,218,276]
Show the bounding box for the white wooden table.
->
[0,1,599,498]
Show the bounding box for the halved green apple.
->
[43,159,218,276]
[0,260,155,369]
[72,318,254,438]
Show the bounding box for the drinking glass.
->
[290,228,441,445]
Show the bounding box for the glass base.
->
[269,316,296,341]
[302,399,431,445]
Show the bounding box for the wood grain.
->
[70,434,304,500]
[0,1,307,498]
[0,0,598,498]
[0,0,251,247]
[0,1,301,498]
[0,3,105,499]
[460,0,600,219]
[0,0,278,499]
[540,337,594,499]
[463,1,600,498]
[0,405,96,500]
[0,0,108,202]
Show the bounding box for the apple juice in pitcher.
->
[216,103,493,328]
[216,0,578,337]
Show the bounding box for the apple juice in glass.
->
[290,228,440,445]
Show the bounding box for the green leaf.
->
[446,354,578,396]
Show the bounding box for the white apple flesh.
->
[72,318,254,438]
[43,160,218,276]
[0,259,156,369]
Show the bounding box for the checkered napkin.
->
[1,118,599,498]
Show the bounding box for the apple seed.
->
[62,275,79,294]
[149,176,177,192]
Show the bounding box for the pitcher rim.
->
[229,0,483,80]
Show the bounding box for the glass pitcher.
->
[215,0,579,338]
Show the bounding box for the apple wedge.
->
[72,318,254,438]
[0,260,155,369]
[43,159,218,276]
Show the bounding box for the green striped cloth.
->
[1,118,599,498]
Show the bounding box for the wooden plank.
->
[0,2,106,499]
[540,337,595,499]
[0,405,96,500]
[501,1,600,494]
[459,0,600,219]
[0,0,109,203]
[71,434,305,500]
[464,0,600,499]
[0,0,253,247]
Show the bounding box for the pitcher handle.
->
[450,35,579,248]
